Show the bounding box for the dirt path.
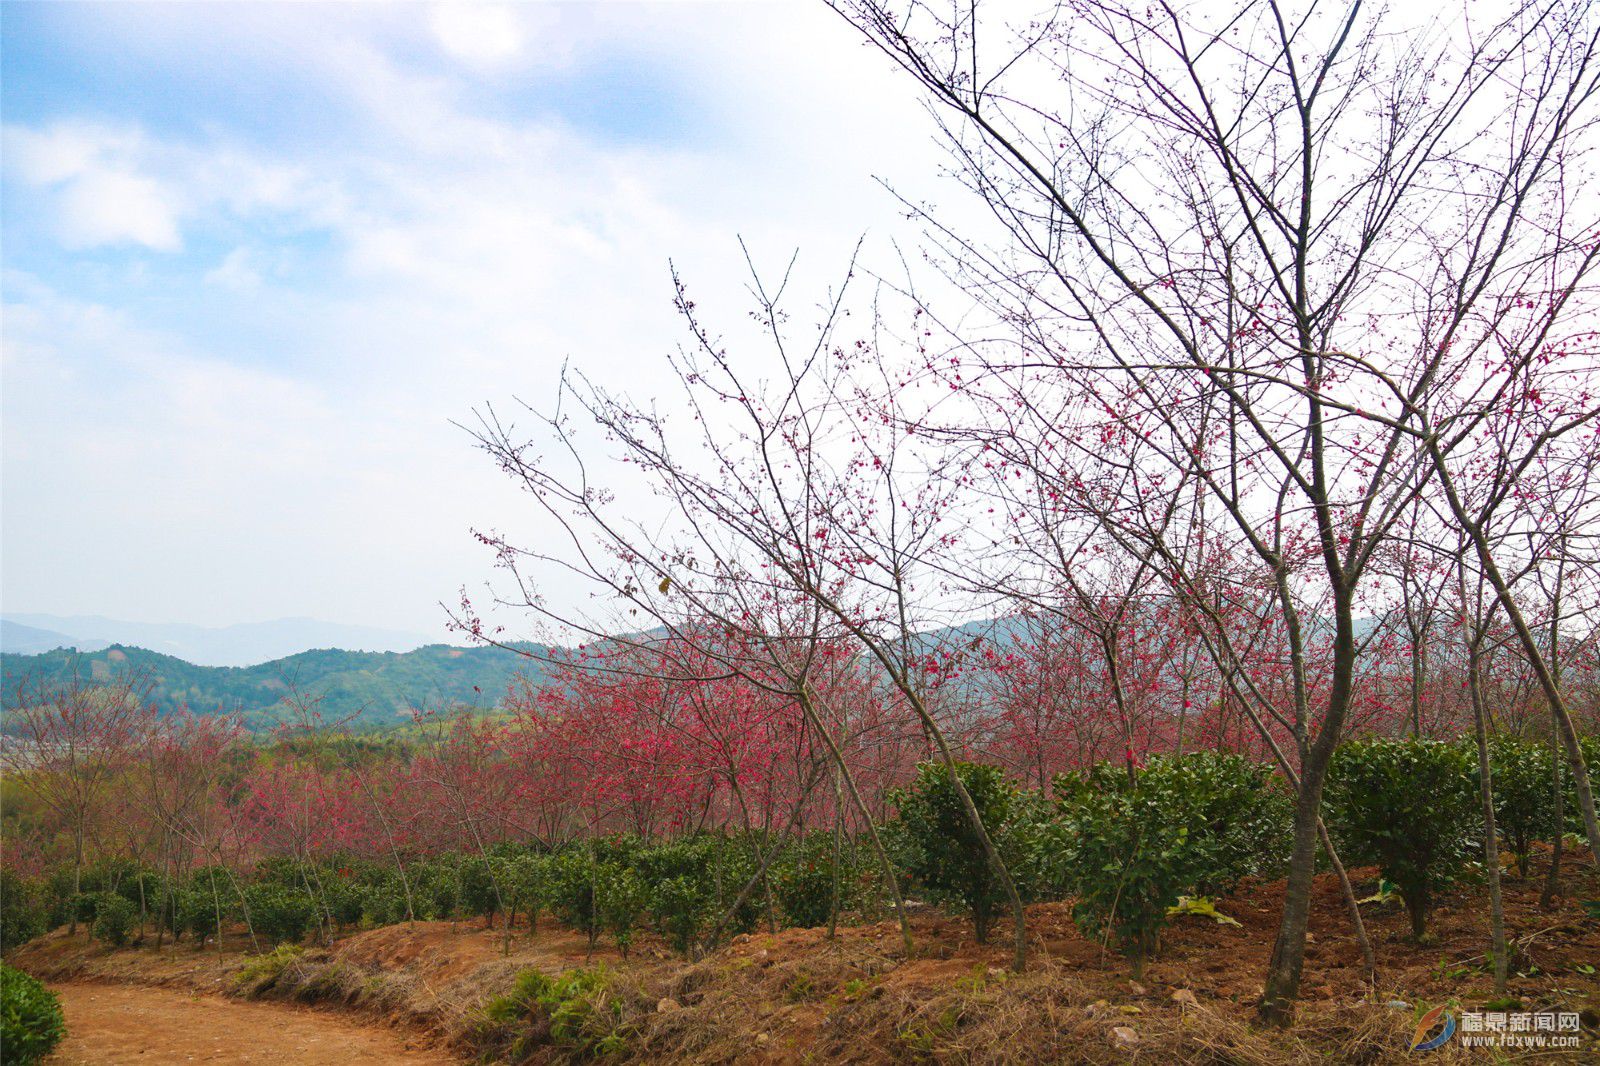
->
[46,982,460,1065]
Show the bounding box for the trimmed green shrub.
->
[505,854,549,934]
[360,880,408,927]
[0,871,48,952]
[0,964,65,1064]
[1053,752,1292,977]
[1486,735,1561,877]
[1561,734,1600,839]
[1144,752,1294,893]
[243,883,315,946]
[413,863,458,921]
[648,874,717,957]
[325,879,367,928]
[884,761,1019,943]
[596,865,647,957]
[176,888,222,943]
[1325,737,1477,939]
[544,850,605,950]
[459,857,501,925]
[773,832,857,929]
[42,869,77,930]
[90,892,136,948]
[1000,789,1075,901]
[1055,768,1200,977]
[70,892,99,926]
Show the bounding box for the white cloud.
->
[4,124,183,251]
[204,247,263,291]
[57,169,183,251]
[428,2,525,66]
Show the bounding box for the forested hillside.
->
[0,642,549,729]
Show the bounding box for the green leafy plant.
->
[633,834,757,956]
[1561,735,1600,840]
[242,883,315,946]
[459,856,501,926]
[544,849,606,951]
[0,871,47,952]
[884,761,1020,943]
[648,874,716,957]
[176,887,222,943]
[772,832,855,929]
[1056,777,1197,977]
[1054,753,1290,977]
[1486,735,1561,877]
[234,943,306,990]
[481,966,629,1060]
[90,891,136,948]
[1325,738,1477,940]
[595,865,647,958]
[0,963,66,1064]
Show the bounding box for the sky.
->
[0,0,941,642]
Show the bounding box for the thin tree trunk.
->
[798,686,913,956]
[828,770,844,940]
[1541,744,1566,910]
[1467,638,1509,994]
[1317,819,1376,985]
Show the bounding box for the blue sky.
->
[1,1,934,640]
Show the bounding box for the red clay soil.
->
[715,848,1600,1012]
[44,981,457,1065]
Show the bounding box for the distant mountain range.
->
[0,641,551,730]
[0,613,433,667]
[1,620,110,656]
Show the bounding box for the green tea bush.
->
[116,868,164,913]
[324,878,367,928]
[648,874,717,957]
[1000,790,1075,901]
[1325,737,1477,939]
[1056,770,1200,977]
[1054,752,1292,977]
[413,862,459,921]
[1486,735,1561,877]
[42,869,76,930]
[459,857,501,925]
[884,761,1020,943]
[176,888,223,943]
[71,892,99,926]
[772,832,856,929]
[628,835,747,956]
[505,854,549,933]
[1561,734,1600,839]
[595,865,647,957]
[544,849,606,950]
[0,871,48,952]
[243,883,315,946]
[1144,752,1294,893]
[253,857,308,889]
[90,892,136,948]
[360,881,408,927]
[0,964,65,1064]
